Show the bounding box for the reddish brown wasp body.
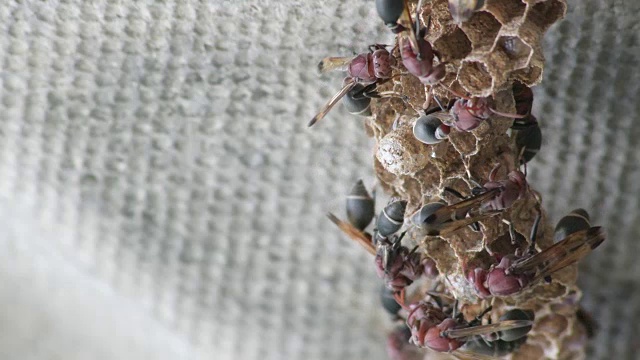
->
[478,167,528,212]
[469,226,605,298]
[345,46,395,82]
[469,255,533,298]
[309,45,396,127]
[376,0,425,60]
[376,247,438,290]
[403,299,533,353]
[405,301,448,349]
[386,325,424,360]
[376,234,439,290]
[317,45,395,83]
[449,96,527,132]
[328,213,435,291]
[377,0,447,86]
[410,167,527,239]
[419,94,528,138]
[423,318,465,352]
[400,32,446,85]
[375,234,426,291]
[450,97,492,131]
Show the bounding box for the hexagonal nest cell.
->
[460,11,502,51]
[498,36,532,65]
[457,60,493,95]
[432,28,472,62]
[485,0,527,25]
[527,0,568,31]
[415,0,567,96]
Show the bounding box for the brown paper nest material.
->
[364,1,592,359]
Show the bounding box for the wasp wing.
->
[327,212,376,255]
[317,56,354,74]
[308,81,357,127]
[423,189,501,227]
[424,211,501,237]
[396,0,423,59]
[510,227,605,282]
[444,320,533,339]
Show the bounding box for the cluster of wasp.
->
[309,1,604,359]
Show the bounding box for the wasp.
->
[376,0,425,59]
[470,210,605,298]
[400,296,533,354]
[410,188,503,237]
[309,45,397,127]
[328,213,436,291]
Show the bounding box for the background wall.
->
[0,1,637,359]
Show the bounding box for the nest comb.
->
[362,0,590,359]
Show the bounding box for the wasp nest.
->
[367,0,588,359]
[312,0,600,359]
